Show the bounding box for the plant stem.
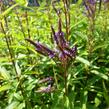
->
[25,10,32,64]
[16,11,26,38]
[25,11,31,39]
[15,10,31,64]
[63,63,68,96]
[0,22,16,73]
[0,20,28,108]
[62,0,70,41]
[64,70,68,96]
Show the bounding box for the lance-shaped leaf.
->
[26,38,55,58]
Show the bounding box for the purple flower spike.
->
[26,38,55,58]
[58,18,62,33]
[38,76,53,84]
[88,0,96,4]
[71,45,77,57]
[55,31,67,48]
[63,45,77,59]
[37,42,55,56]
[84,0,96,18]
[51,26,59,45]
[59,51,67,62]
[26,15,77,66]
[36,85,55,93]
[36,76,55,93]
[57,18,68,48]
[64,50,72,58]
[51,18,77,64]
[51,18,68,50]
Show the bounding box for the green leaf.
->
[95,96,101,107]
[15,61,21,77]
[0,66,10,80]
[14,93,23,101]
[0,3,19,20]
[6,101,21,109]
[87,104,99,109]
[16,102,25,109]
[64,96,70,109]
[86,76,100,89]
[91,70,109,81]
[76,56,90,66]
[93,44,108,52]
[0,84,11,92]
[81,91,88,109]
[70,18,86,29]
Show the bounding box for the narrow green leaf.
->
[76,56,90,66]
[0,84,11,92]
[70,18,86,29]
[64,96,70,109]
[6,101,20,109]
[95,96,101,107]
[81,91,88,109]
[0,66,10,80]
[15,61,21,77]
[16,102,25,109]
[91,70,109,81]
[0,3,18,20]
[14,93,23,101]
[93,44,108,52]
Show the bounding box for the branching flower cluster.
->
[26,18,77,68]
[26,10,77,93]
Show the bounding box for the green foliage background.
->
[0,0,109,109]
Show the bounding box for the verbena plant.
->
[0,0,109,109]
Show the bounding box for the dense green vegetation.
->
[0,0,109,109]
